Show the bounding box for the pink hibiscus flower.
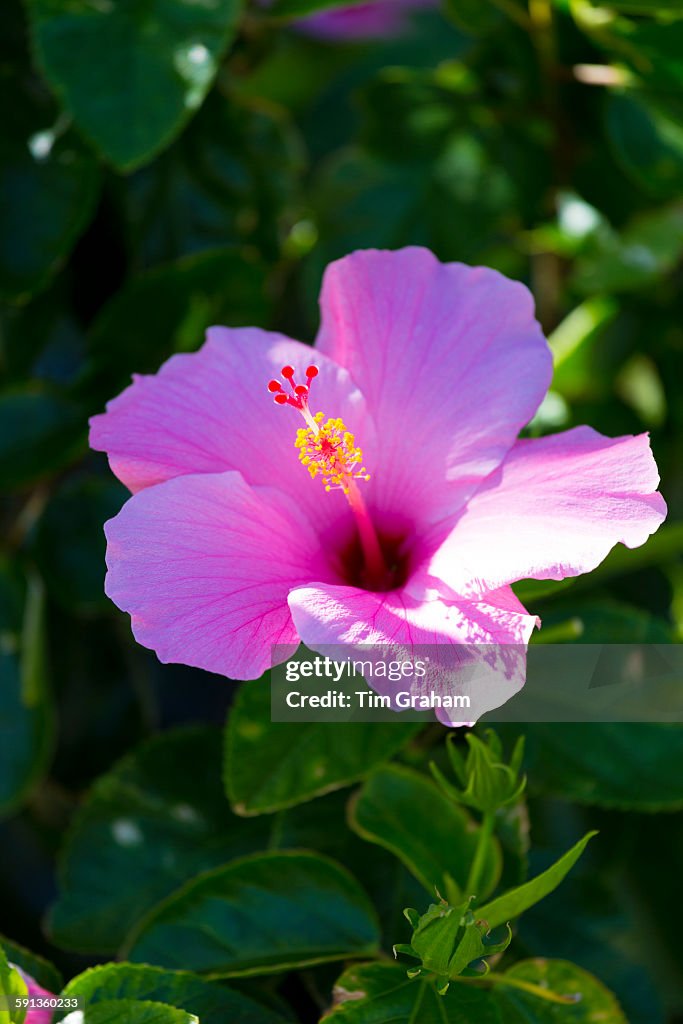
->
[90,248,666,718]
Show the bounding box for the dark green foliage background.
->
[1,0,682,1021]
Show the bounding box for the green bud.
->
[394,896,512,994]
[431,730,526,815]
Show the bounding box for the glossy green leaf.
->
[124,851,380,976]
[0,564,54,817]
[521,724,683,809]
[62,964,290,1024]
[61,1001,198,1024]
[32,477,127,615]
[48,728,270,954]
[0,388,85,489]
[349,766,501,902]
[325,959,627,1023]
[225,681,420,815]
[27,0,244,171]
[476,832,596,929]
[494,959,627,1023]
[323,962,502,1023]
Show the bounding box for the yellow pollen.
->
[294,412,370,494]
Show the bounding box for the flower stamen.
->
[267,363,391,589]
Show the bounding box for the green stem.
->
[465,811,495,899]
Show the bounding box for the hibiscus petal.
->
[288,581,536,722]
[105,472,335,680]
[427,426,667,596]
[316,247,552,527]
[89,325,370,536]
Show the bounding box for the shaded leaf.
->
[61,1001,198,1024]
[349,766,501,902]
[521,724,683,810]
[27,0,245,171]
[0,937,61,997]
[48,728,270,954]
[323,962,502,1023]
[124,851,380,976]
[62,963,290,1024]
[33,477,127,615]
[225,681,420,815]
[495,959,627,1023]
[85,247,269,399]
[0,387,85,490]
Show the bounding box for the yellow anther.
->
[294,412,370,493]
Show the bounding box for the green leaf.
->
[0,937,61,997]
[85,247,269,400]
[0,387,85,489]
[26,0,245,171]
[494,959,627,1022]
[123,851,380,976]
[225,681,420,815]
[48,727,270,954]
[61,1001,198,1024]
[520,724,683,810]
[324,960,627,1023]
[322,962,502,1023]
[32,477,127,615]
[349,766,501,902]
[476,832,597,929]
[0,564,54,817]
[62,964,290,1024]
[518,867,665,1024]
[0,947,28,1024]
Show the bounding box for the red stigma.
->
[268,363,319,409]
